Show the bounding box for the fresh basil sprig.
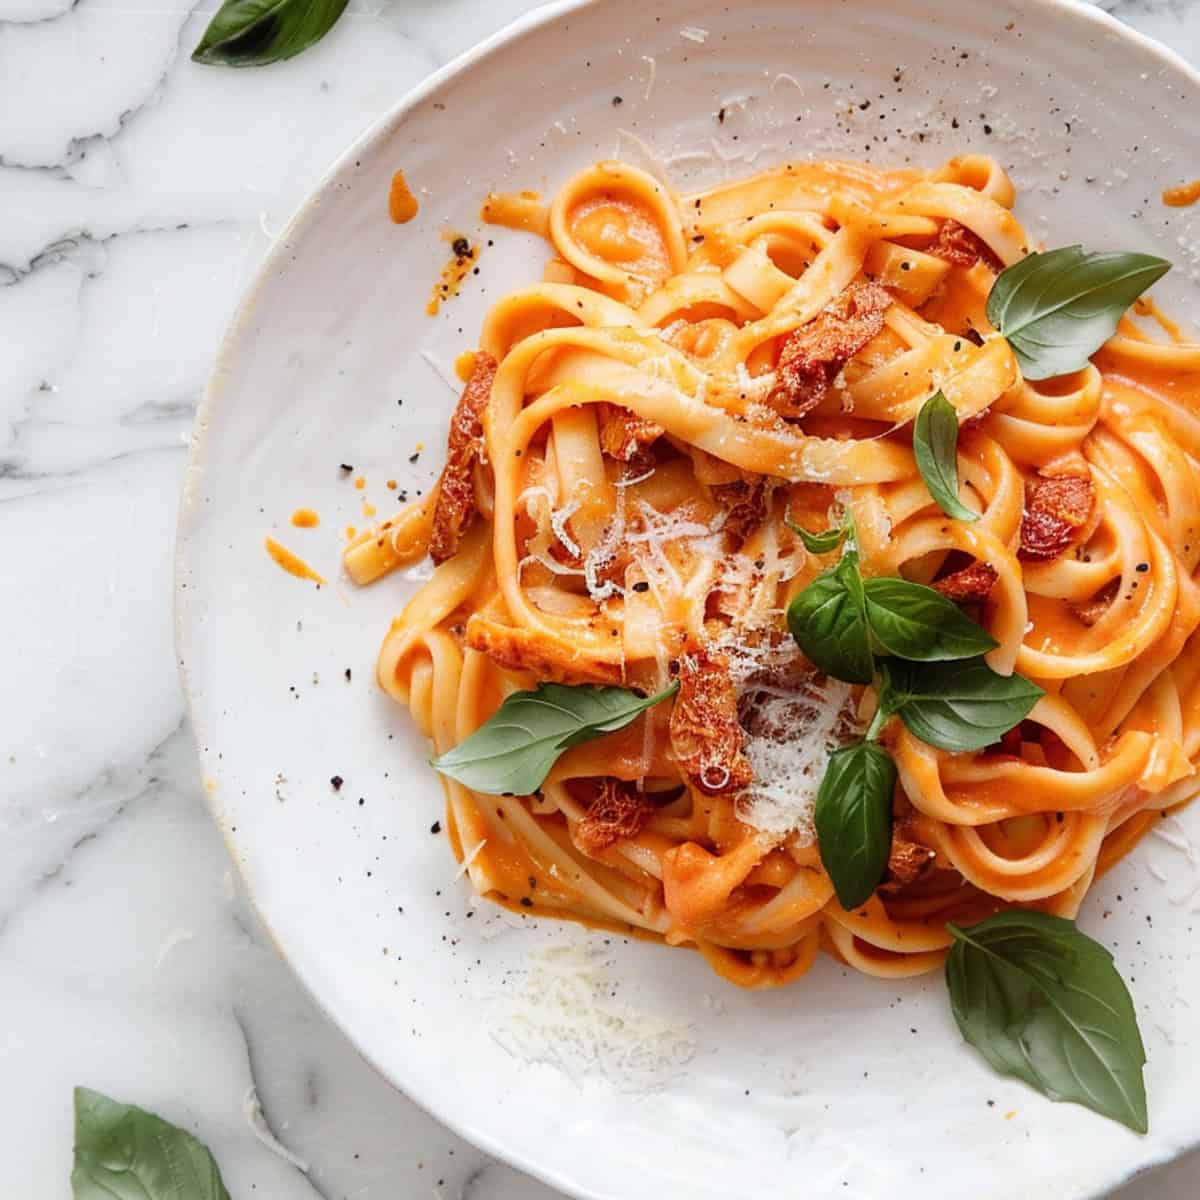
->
[432,681,677,795]
[913,390,979,522]
[987,246,1170,380]
[790,544,1035,905]
[786,549,874,683]
[878,657,1043,752]
[946,912,1148,1133]
[192,0,349,67]
[863,577,997,661]
[72,1087,230,1200]
[784,513,849,555]
[815,740,896,910]
[788,554,996,678]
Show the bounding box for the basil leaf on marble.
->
[72,1087,231,1200]
[786,550,874,684]
[913,390,979,522]
[862,576,998,662]
[946,912,1148,1133]
[986,246,1170,380]
[877,657,1043,753]
[431,682,678,795]
[814,740,896,910]
[192,0,349,67]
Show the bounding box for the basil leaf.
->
[862,576,998,661]
[192,0,349,67]
[879,657,1042,752]
[431,681,678,795]
[72,1087,231,1200]
[913,390,978,522]
[786,551,874,683]
[946,912,1148,1133]
[986,246,1170,380]
[784,515,848,555]
[815,740,896,910]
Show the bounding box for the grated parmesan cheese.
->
[487,942,696,1091]
[736,673,858,840]
[624,500,724,599]
[711,632,859,840]
[680,25,709,43]
[549,498,582,559]
[519,551,585,580]
[573,476,853,845]
[583,482,627,601]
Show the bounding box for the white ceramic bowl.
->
[176,2,1200,1196]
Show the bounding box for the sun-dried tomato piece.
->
[928,219,1003,272]
[769,281,891,419]
[598,403,664,462]
[429,352,498,563]
[878,818,936,893]
[670,645,753,794]
[932,561,998,604]
[1019,473,1094,562]
[572,778,654,856]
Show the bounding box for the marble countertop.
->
[3,0,1200,1196]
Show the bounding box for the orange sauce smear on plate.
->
[265,537,325,586]
[388,170,420,223]
[427,233,480,316]
[454,350,478,381]
[290,507,320,528]
[1162,179,1200,208]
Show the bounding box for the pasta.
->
[347,154,1200,991]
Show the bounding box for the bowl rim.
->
[174,1,1200,1196]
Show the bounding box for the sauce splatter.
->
[290,507,320,528]
[362,499,377,518]
[427,233,480,316]
[480,190,549,237]
[354,476,366,490]
[345,525,358,540]
[454,350,477,382]
[1162,179,1200,208]
[388,170,420,224]
[265,537,325,586]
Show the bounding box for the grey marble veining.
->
[3,0,1200,1196]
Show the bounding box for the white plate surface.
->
[176,2,1200,1196]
